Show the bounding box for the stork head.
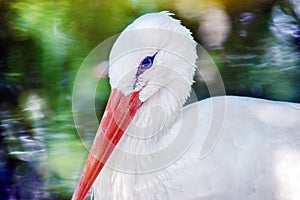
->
[109,11,197,103]
[72,12,197,200]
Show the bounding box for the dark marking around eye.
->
[140,57,153,69]
[135,52,157,77]
[133,52,158,89]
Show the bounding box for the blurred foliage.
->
[1,0,163,198]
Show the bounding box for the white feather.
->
[92,12,300,200]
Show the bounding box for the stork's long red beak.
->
[72,89,143,200]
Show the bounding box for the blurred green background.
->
[0,0,299,199]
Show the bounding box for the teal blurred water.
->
[0,0,299,199]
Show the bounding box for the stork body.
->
[72,12,300,200]
[94,96,300,200]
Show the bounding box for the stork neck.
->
[106,110,180,173]
[108,77,192,172]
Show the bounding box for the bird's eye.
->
[139,52,157,70]
[140,57,153,69]
[135,52,158,78]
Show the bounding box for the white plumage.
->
[74,12,300,200]
[93,96,300,200]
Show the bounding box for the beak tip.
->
[71,89,143,200]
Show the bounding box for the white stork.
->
[72,12,300,200]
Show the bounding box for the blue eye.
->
[140,57,153,69]
[135,52,158,77]
[139,52,157,70]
